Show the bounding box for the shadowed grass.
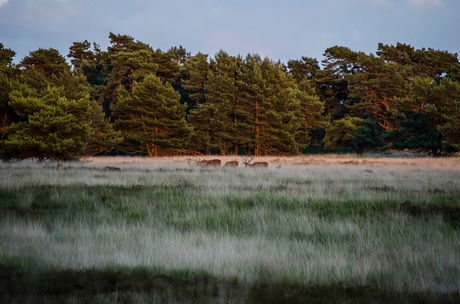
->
[1,264,458,304]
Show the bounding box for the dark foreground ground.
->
[1,265,459,304]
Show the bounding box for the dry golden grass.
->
[76,154,460,170]
[3,154,458,171]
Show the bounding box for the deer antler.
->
[242,155,255,167]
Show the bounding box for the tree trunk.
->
[255,100,260,156]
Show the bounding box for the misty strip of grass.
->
[0,161,459,299]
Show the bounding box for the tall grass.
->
[0,156,459,295]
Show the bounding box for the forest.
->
[0,33,459,160]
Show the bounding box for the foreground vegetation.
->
[0,156,459,303]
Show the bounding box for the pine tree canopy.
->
[1,35,459,159]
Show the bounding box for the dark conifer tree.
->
[113,74,191,157]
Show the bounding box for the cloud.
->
[0,0,9,7]
[409,0,442,5]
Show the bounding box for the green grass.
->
[0,158,459,302]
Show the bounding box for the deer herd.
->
[190,156,268,168]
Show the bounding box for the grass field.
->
[0,155,459,303]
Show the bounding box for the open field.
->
[0,155,459,303]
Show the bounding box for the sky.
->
[1,0,459,65]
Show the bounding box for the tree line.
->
[1,33,459,160]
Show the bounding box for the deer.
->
[242,156,268,168]
[195,158,208,167]
[224,160,239,167]
[190,158,221,167]
[205,159,221,167]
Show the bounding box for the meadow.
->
[0,155,459,303]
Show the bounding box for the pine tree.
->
[187,103,213,154]
[391,77,460,155]
[99,33,157,118]
[153,46,189,85]
[0,43,18,146]
[180,52,209,112]
[347,54,408,131]
[3,85,92,161]
[20,48,71,88]
[324,116,362,153]
[295,79,328,149]
[68,40,107,88]
[321,46,409,131]
[287,56,320,82]
[235,54,264,155]
[258,58,304,155]
[84,100,123,156]
[435,78,460,151]
[377,43,460,81]
[113,74,191,157]
[2,46,119,160]
[202,51,239,154]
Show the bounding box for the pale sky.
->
[1,0,459,64]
